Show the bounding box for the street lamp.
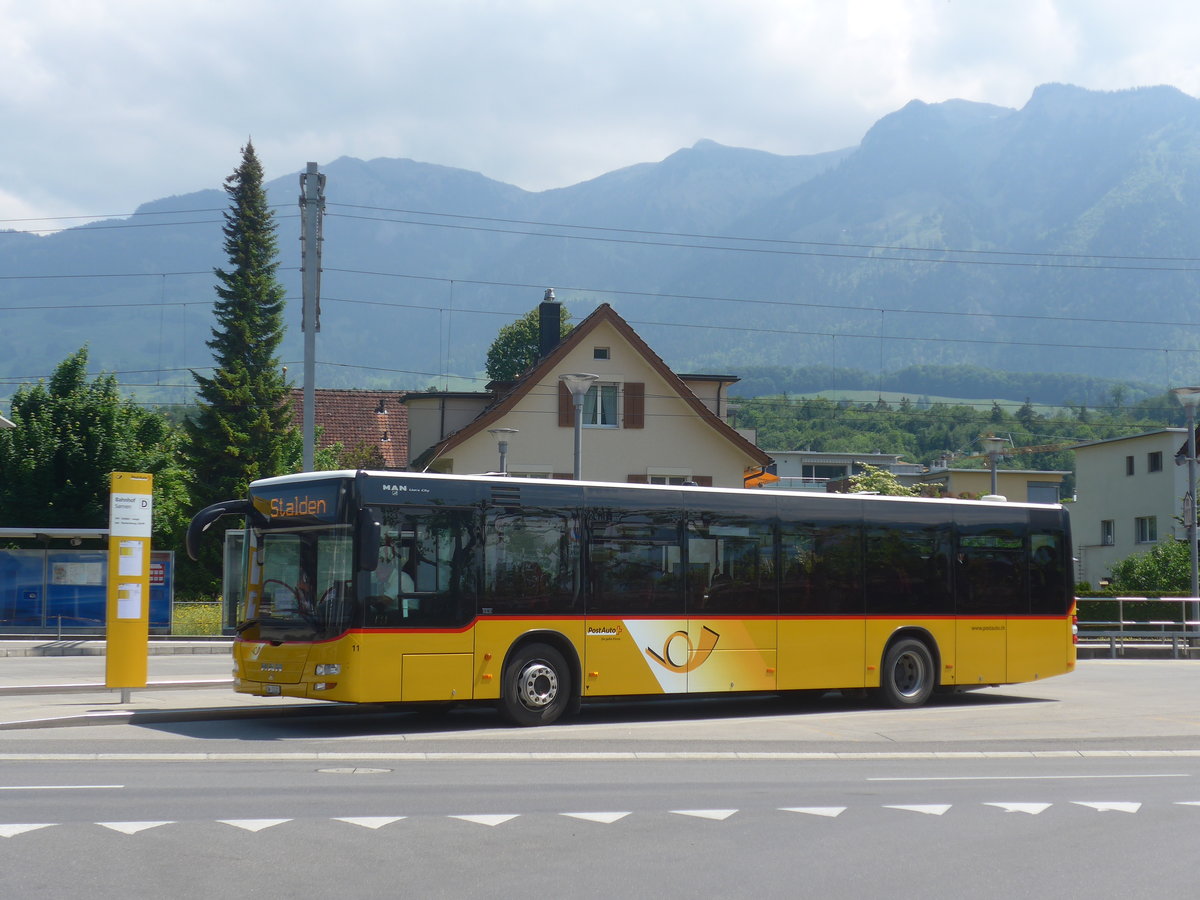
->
[559,373,599,480]
[1172,387,1200,641]
[981,434,1009,498]
[487,427,518,476]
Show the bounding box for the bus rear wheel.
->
[500,643,571,726]
[878,638,935,708]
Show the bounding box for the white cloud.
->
[1,0,1199,223]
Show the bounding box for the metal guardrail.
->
[1076,596,1200,659]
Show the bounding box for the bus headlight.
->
[315,664,341,676]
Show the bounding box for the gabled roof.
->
[0,414,14,429]
[414,303,770,468]
[288,388,409,469]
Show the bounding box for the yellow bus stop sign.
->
[106,472,153,690]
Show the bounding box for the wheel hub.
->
[517,661,558,709]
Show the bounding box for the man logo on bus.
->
[645,625,720,673]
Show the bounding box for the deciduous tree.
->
[0,347,188,538]
[485,304,572,382]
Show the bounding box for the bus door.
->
[584,495,685,698]
[954,507,1026,686]
[362,506,478,703]
[684,499,777,693]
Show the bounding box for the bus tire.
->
[878,638,935,708]
[500,642,571,726]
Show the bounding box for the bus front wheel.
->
[500,643,572,726]
[879,638,935,708]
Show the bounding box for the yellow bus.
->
[186,470,1076,725]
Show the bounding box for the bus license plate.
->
[264,684,282,696]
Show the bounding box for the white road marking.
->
[3,797,1196,836]
[98,821,174,834]
[561,812,631,824]
[0,823,55,838]
[2,750,1200,762]
[218,818,292,831]
[870,774,1187,781]
[334,816,407,829]
[1071,802,1142,813]
[0,784,124,790]
[984,803,1052,815]
[450,814,519,827]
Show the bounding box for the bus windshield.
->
[242,524,357,641]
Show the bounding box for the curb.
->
[0,643,231,658]
[0,679,232,696]
[0,700,375,732]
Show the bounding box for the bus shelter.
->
[0,528,174,633]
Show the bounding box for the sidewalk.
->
[0,639,325,730]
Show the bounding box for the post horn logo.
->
[645,625,720,673]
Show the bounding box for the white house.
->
[404,301,772,487]
[1070,429,1190,588]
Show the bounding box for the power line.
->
[324,210,1200,272]
[327,202,1200,265]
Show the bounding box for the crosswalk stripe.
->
[97,821,174,834]
[671,809,737,821]
[885,804,952,816]
[779,806,846,817]
[561,812,631,824]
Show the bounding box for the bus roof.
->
[248,469,1058,511]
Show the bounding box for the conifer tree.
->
[183,142,295,592]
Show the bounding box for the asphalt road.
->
[2,659,1199,896]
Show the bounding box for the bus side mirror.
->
[358,506,382,572]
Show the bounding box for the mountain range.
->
[3,82,1200,411]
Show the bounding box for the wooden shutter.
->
[624,382,645,428]
[627,474,649,483]
[558,381,573,427]
[694,475,713,487]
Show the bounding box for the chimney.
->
[538,288,561,359]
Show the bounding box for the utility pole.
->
[299,162,326,471]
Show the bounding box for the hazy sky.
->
[4,0,1199,227]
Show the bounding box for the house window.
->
[593,347,610,360]
[583,383,619,427]
[1135,516,1157,544]
[1125,455,1135,476]
[1100,520,1114,546]
[1027,481,1060,504]
[1148,451,1163,472]
[648,475,691,485]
